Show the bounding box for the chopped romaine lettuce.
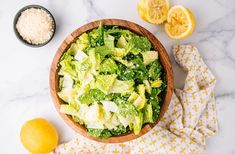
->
[133,96,145,110]
[95,74,117,94]
[113,57,133,67]
[78,89,105,105]
[142,51,158,65]
[126,35,152,55]
[104,34,115,48]
[131,56,148,81]
[66,43,79,56]
[89,24,104,47]
[85,103,104,124]
[94,46,112,58]
[88,124,129,139]
[133,112,143,135]
[61,74,74,91]
[109,125,129,136]
[116,35,127,48]
[76,33,90,51]
[100,58,118,74]
[57,25,166,139]
[127,92,139,103]
[118,115,134,127]
[149,88,161,121]
[79,57,91,71]
[59,56,78,80]
[143,104,154,123]
[60,104,78,116]
[110,80,134,95]
[118,102,138,118]
[143,80,152,94]
[105,114,120,129]
[74,50,88,61]
[100,100,118,112]
[148,61,163,80]
[151,79,162,88]
[112,48,126,57]
[106,26,134,41]
[58,89,72,103]
[105,93,129,104]
[87,128,112,139]
[116,64,135,81]
[88,49,101,75]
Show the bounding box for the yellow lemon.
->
[164,5,196,39]
[137,0,149,22]
[20,118,58,154]
[137,0,170,24]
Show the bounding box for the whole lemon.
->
[20,118,58,154]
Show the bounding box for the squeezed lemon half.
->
[138,0,170,24]
[164,5,196,39]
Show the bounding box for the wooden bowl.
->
[50,19,174,143]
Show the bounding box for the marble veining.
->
[0,0,235,153]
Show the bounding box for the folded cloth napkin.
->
[55,45,218,154]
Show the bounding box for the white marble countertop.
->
[0,0,235,153]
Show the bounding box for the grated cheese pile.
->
[16,8,54,45]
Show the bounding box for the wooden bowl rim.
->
[50,19,174,143]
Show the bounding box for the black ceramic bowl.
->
[13,5,56,47]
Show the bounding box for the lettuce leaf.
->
[100,100,118,112]
[116,35,127,48]
[59,55,78,80]
[85,103,104,125]
[118,102,138,118]
[87,128,112,139]
[95,74,117,94]
[60,104,78,116]
[149,88,161,121]
[104,34,115,48]
[126,35,152,55]
[128,35,152,51]
[142,51,158,65]
[109,125,129,135]
[75,33,90,51]
[112,48,126,57]
[66,33,89,55]
[89,24,104,47]
[110,80,134,95]
[88,124,129,139]
[113,57,133,67]
[143,104,153,123]
[148,61,163,80]
[131,57,148,82]
[143,80,152,94]
[132,84,146,110]
[78,89,105,105]
[88,49,101,75]
[105,93,129,104]
[117,63,135,80]
[74,50,88,62]
[151,79,162,88]
[94,46,113,58]
[100,58,118,74]
[106,26,134,41]
[133,112,143,135]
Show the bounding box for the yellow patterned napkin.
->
[55,45,217,154]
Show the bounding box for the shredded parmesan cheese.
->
[16,8,54,45]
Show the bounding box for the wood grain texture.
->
[50,19,174,143]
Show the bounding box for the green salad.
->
[57,24,166,139]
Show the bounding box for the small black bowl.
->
[13,5,56,47]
